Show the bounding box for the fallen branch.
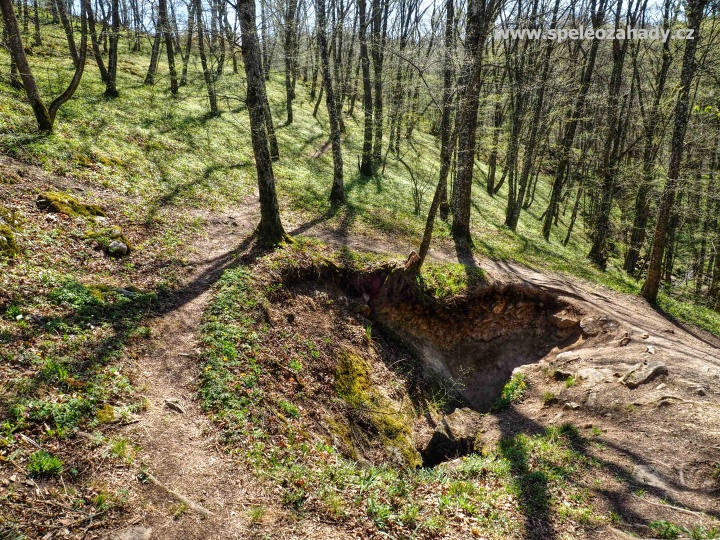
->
[143,472,214,517]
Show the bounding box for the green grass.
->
[1,14,717,336]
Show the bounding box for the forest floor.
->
[1,153,719,540]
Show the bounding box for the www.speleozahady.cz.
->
[494,25,694,42]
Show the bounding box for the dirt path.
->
[110,203,351,540]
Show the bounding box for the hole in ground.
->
[366,281,584,465]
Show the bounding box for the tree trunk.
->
[237,0,288,246]
[158,0,178,94]
[283,0,298,124]
[358,0,373,176]
[642,0,707,303]
[105,0,120,97]
[451,0,501,243]
[196,0,217,114]
[86,0,108,82]
[316,0,344,203]
[55,0,79,67]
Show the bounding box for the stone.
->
[106,240,129,258]
[101,527,152,540]
[695,387,707,396]
[422,407,485,467]
[549,311,579,329]
[585,392,598,407]
[164,398,185,414]
[632,464,668,490]
[576,368,610,385]
[621,361,668,389]
[563,402,581,410]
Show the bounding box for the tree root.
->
[144,471,214,517]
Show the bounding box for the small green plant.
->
[649,520,682,539]
[27,450,64,477]
[277,399,300,418]
[492,373,527,411]
[172,502,189,520]
[367,497,392,529]
[542,391,557,405]
[689,525,720,539]
[565,375,576,388]
[610,511,623,524]
[248,505,265,525]
[288,358,302,372]
[591,426,602,437]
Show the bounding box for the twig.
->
[143,471,214,517]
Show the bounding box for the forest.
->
[1,0,720,537]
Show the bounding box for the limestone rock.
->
[620,361,668,388]
[632,464,668,490]
[101,527,152,540]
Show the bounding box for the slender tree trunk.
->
[316,0,344,203]
[105,0,120,97]
[158,0,178,94]
[237,0,288,246]
[55,0,79,67]
[180,2,196,86]
[86,0,108,82]
[32,0,40,45]
[358,0,373,175]
[642,0,707,303]
[145,26,162,85]
[196,0,217,114]
[283,0,298,124]
[451,0,501,243]
[0,0,87,131]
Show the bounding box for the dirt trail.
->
[111,203,351,540]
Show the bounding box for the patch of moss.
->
[0,170,20,184]
[96,404,117,424]
[0,223,19,257]
[36,191,106,218]
[335,350,422,468]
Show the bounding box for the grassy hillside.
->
[1,16,718,338]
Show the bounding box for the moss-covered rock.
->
[335,349,422,468]
[0,223,19,258]
[36,191,106,218]
[84,227,132,258]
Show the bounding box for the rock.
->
[621,361,668,388]
[585,392,598,407]
[695,387,707,396]
[349,301,371,317]
[101,527,152,540]
[645,345,656,354]
[632,464,669,490]
[164,398,185,414]
[563,402,581,410]
[106,240,129,258]
[580,316,617,336]
[422,407,485,467]
[655,383,667,391]
[549,311,579,329]
[619,334,631,346]
[576,368,610,385]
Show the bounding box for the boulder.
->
[107,240,130,258]
[620,361,668,389]
[422,407,485,467]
